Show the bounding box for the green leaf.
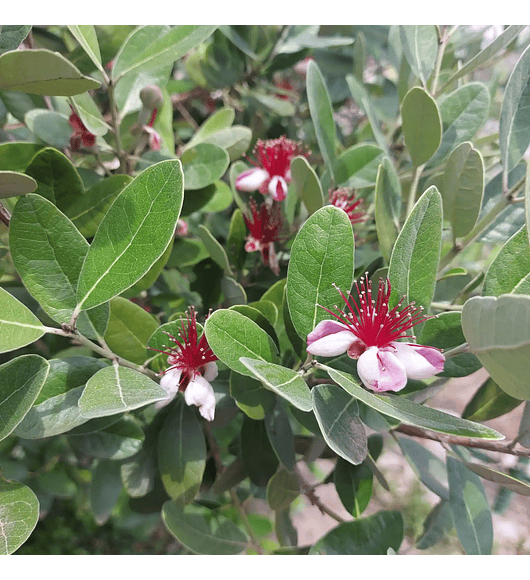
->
[162,502,248,555]
[401,86,442,166]
[416,500,454,550]
[0,48,100,95]
[0,170,36,198]
[447,456,493,555]
[0,478,39,555]
[483,226,530,296]
[76,159,184,311]
[0,142,43,172]
[306,60,336,178]
[103,297,159,365]
[323,144,384,191]
[465,461,530,497]
[375,158,401,263]
[204,309,278,377]
[10,194,109,339]
[0,25,31,54]
[184,106,235,149]
[442,142,484,239]
[241,415,279,487]
[69,415,144,460]
[70,92,111,137]
[181,143,229,190]
[333,456,374,517]
[463,377,522,422]
[264,401,296,471]
[0,287,45,353]
[78,365,167,419]
[157,397,206,503]
[67,25,104,74]
[399,25,438,86]
[197,225,232,275]
[290,155,324,215]
[388,186,442,311]
[429,83,490,166]
[200,126,252,162]
[462,294,530,400]
[230,305,278,348]
[518,401,530,448]
[325,366,503,439]
[24,147,85,212]
[0,355,49,442]
[309,510,404,555]
[312,384,367,465]
[24,109,71,149]
[120,447,155,498]
[90,460,122,525]
[500,44,530,174]
[286,206,354,339]
[239,357,312,412]
[267,468,300,511]
[229,371,276,420]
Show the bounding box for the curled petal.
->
[357,346,407,393]
[184,375,216,421]
[268,175,288,201]
[306,320,358,357]
[202,361,219,382]
[236,168,269,192]
[391,342,445,380]
[157,368,182,408]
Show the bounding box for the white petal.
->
[184,375,216,421]
[157,368,182,408]
[306,329,357,357]
[236,168,269,191]
[357,346,407,393]
[203,361,218,382]
[268,175,287,201]
[391,342,445,380]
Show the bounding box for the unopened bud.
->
[140,85,163,109]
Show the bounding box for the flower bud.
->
[139,85,163,109]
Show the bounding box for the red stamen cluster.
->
[329,188,365,225]
[243,198,282,246]
[68,111,96,151]
[321,275,432,349]
[150,307,217,391]
[250,136,306,190]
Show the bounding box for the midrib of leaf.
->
[113,364,127,410]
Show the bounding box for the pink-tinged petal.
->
[268,175,287,201]
[202,361,218,382]
[157,368,182,408]
[306,320,357,357]
[391,342,445,380]
[357,346,408,393]
[184,375,216,421]
[245,237,260,253]
[236,168,269,192]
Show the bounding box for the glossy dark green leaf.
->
[325,366,502,439]
[76,160,183,311]
[65,174,133,238]
[157,397,206,503]
[483,226,530,296]
[79,365,167,419]
[388,186,442,311]
[463,377,522,422]
[312,384,367,465]
[286,206,354,339]
[462,294,530,400]
[205,309,278,377]
[333,456,373,517]
[0,171,36,198]
[290,155,324,215]
[162,502,248,555]
[264,401,296,471]
[0,478,39,555]
[399,25,438,85]
[375,158,401,263]
[0,48,100,95]
[416,500,454,550]
[229,370,276,420]
[0,287,45,353]
[442,142,484,239]
[306,59,336,178]
[181,143,229,190]
[0,355,49,442]
[239,357,312,412]
[447,456,493,555]
[309,510,404,555]
[10,194,109,339]
[241,415,279,487]
[267,468,300,511]
[401,87,442,167]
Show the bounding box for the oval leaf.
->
[0,287,45,354]
[399,25,438,86]
[290,155,324,215]
[0,478,39,555]
[0,170,36,198]
[181,143,229,190]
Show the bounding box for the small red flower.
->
[68,112,96,151]
[329,188,366,225]
[236,136,307,202]
[243,199,282,275]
